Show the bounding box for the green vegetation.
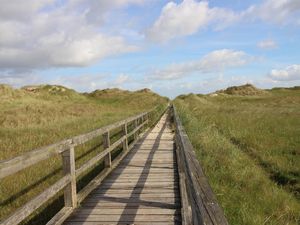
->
[0,84,168,224]
[174,85,300,225]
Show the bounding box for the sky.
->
[0,0,300,98]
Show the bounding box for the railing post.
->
[62,145,77,208]
[141,115,144,131]
[134,119,138,140]
[146,113,149,126]
[103,131,111,168]
[123,123,128,151]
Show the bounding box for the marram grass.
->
[174,88,300,225]
[0,85,168,224]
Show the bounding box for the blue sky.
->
[0,0,300,98]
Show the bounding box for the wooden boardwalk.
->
[64,113,181,225]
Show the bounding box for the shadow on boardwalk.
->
[64,113,181,224]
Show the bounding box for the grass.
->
[174,86,300,225]
[0,84,168,224]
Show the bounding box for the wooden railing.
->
[0,108,164,225]
[172,105,229,225]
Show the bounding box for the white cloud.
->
[257,39,277,49]
[48,73,131,92]
[0,0,53,21]
[147,0,300,42]
[0,0,140,73]
[245,0,300,25]
[149,49,250,80]
[147,0,238,42]
[0,73,43,87]
[47,74,107,92]
[114,74,129,86]
[269,65,300,81]
[76,0,146,24]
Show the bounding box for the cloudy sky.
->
[1,0,300,98]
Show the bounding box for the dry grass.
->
[174,86,300,225]
[0,84,168,224]
[216,83,268,96]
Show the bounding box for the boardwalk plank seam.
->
[64,112,182,225]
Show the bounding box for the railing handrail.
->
[0,106,166,225]
[172,105,229,225]
[0,111,148,179]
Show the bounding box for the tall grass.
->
[174,89,300,225]
[0,86,168,224]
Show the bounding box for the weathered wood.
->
[1,175,70,225]
[62,146,77,208]
[93,189,178,194]
[102,131,111,168]
[70,208,179,215]
[0,139,72,179]
[146,113,149,126]
[174,132,192,225]
[122,123,128,151]
[0,111,150,180]
[64,222,180,225]
[76,129,147,204]
[76,148,110,177]
[134,118,138,140]
[81,201,181,208]
[64,111,181,225]
[172,105,229,225]
[72,112,148,146]
[46,207,73,225]
[75,120,147,177]
[77,168,111,203]
[127,120,147,138]
[65,214,181,222]
[0,109,157,225]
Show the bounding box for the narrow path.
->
[64,112,181,225]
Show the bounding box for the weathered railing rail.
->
[172,105,229,225]
[0,107,164,225]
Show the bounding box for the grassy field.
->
[0,84,168,224]
[174,85,300,225]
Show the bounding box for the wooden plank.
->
[76,136,125,177]
[77,168,111,203]
[72,112,148,145]
[104,180,178,184]
[90,193,178,198]
[92,189,179,194]
[172,105,229,225]
[134,119,138,140]
[1,109,169,225]
[76,137,140,203]
[103,131,111,168]
[62,110,182,225]
[1,175,70,225]
[0,111,150,180]
[127,120,147,138]
[105,177,178,182]
[175,145,191,225]
[46,207,73,225]
[81,202,181,208]
[122,123,128,151]
[75,148,110,177]
[64,222,180,225]
[107,173,179,178]
[66,214,180,222]
[118,161,176,165]
[0,139,72,179]
[70,208,179,215]
[98,183,178,189]
[62,146,77,208]
[83,197,180,204]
